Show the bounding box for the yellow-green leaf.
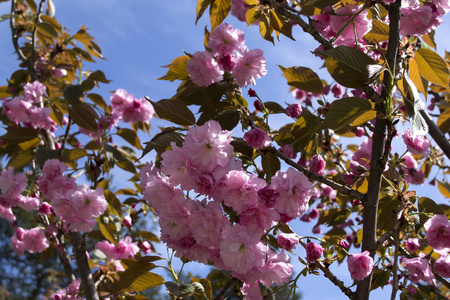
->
[364,19,389,43]
[279,66,323,93]
[245,5,260,26]
[259,12,274,44]
[210,0,231,31]
[437,180,450,199]
[189,272,213,300]
[0,127,39,144]
[158,56,190,82]
[415,48,449,88]
[320,46,375,88]
[36,22,59,38]
[409,57,428,99]
[418,196,446,214]
[60,148,87,162]
[269,10,294,41]
[97,217,117,244]
[438,108,450,134]
[69,102,99,132]
[422,31,436,50]
[196,0,212,24]
[117,262,158,292]
[7,151,34,169]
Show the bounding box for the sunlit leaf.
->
[60,148,87,162]
[415,48,449,88]
[321,97,372,131]
[409,57,428,99]
[210,0,231,31]
[117,128,143,150]
[422,30,436,50]
[418,196,445,214]
[196,0,212,24]
[87,70,111,83]
[0,127,39,144]
[279,66,323,93]
[259,11,274,44]
[437,180,450,200]
[69,102,99,132]
[158,55,190,82]
[364,19,389,43]
[117,262,159,292]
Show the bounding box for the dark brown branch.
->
[70,232,99,300]
[356,1,402,299]
[419,108,450,160]
[10,0,28,63]
[57,248,76,282]
[298,240,357,299]
[272,147,365,202]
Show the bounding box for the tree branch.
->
[419,108,450,160]
[70,232,99,300]
[298,240,357,299]
[10,0,28,63]
[272,147,365,202]
[213,277,239,300]
[356,0,402,299]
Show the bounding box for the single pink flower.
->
[187,51,224,87]
[402,256,436,285]
[402,129,431,158]
[208,23,245,56]
[434,255,450,278]
[306,241,324,262]
[424,214,450,251]
[405,238,421,252]
[243,127,271,149]
[309,154,326,176]
[277,233,299,251]
[286,103,302,118]
[347,251,374,281]
[232,49,267,87]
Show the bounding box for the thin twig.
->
[272,147,365,202]
[10,0,28,63]
[30,0,46,82]
[298,240,357,300]
[390,228,400,300]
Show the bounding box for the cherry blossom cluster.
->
[37,159,108,233]
[79,88,154,138]
[187,23,267,87]
[1,81,57,131]
[140,120,319,298]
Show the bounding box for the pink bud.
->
[331,84,343,98]
[277,233,299,251]
[279,144,296,159]
[123,216,132,227]
[339,239,350,248]
[286,103,302,118]
[306,241,324,262]
[248,88,257,97]
[38,202,52,215]
[51,68,68,78]
[322,85,330,95]
[141,241,152,254]
[405,238,421,252]
[312,226,322,234]
[253,99,262,110]
[309,154,325,176]
[16,227,25,241]
[300,214,311,222]
[354,127,365,137]
[309,208,320,219]
[243,127,272,149]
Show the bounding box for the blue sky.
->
[0,1,449,299]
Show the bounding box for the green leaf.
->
[104,190,123,218]
[196,0,212,24]
[117,262,159,292]
[269,10,294,41]
[117,128,143,150]
[320,46,375,88]
[158,56,190,82]
[140,231,160,243]
[149,99,196,126]
[279,66,323,93]
[69,102,99,132]
[261,150,280,178]
[35,148,59,167]
[0,127,39,144]
[321,97,373,131]
[97,217,117,244]
[231,138,254,159]
[418,196,445,214]
[329,209,351,226]
[409,57,428,99]
[210,0,231,31]
[141,130,185,159]
[60,148,87,163]
[214,110,240,131]
[63,84,84,103]
[364,19,389,43]
[0,14,13,23]
[81,79,95,92]
[422,31,436,50]
[264,101,285,114]
[245,5,261,26]
[415,48,449,88]
[87,70,111,83]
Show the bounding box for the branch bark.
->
[356,1,402,299]
[70,232,99,300]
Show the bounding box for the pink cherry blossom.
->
[401,154,425,185]
[329,5,372,46]
[271,167,316,220]
[402,256,436,285]
[309,154,326,176]
[11,227,49,255]
[306,241,324,262]
[24,81,46,103]
[243,127,271,149]
[95,236,139,259]
[232,48,267,87]
[402,129,431,158]
[42,159,68,180]
[400,4,442,37]
[0,167,27,199]
[347,251,374,281]
[50,68,68,78]
[219,224,267,275]
[405,238,421,252]
[257,185,280,208]
[231,0,250,23]
[208,23,245,56]
[279,144,296,159]
[182,120,234,172]
[257,250,293,286]
[286,103,302,118]
[424,214,450,251]
[187,51,224,87]
[277,233,298,251]
[121,97,155,123]
[434,255,450,278]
